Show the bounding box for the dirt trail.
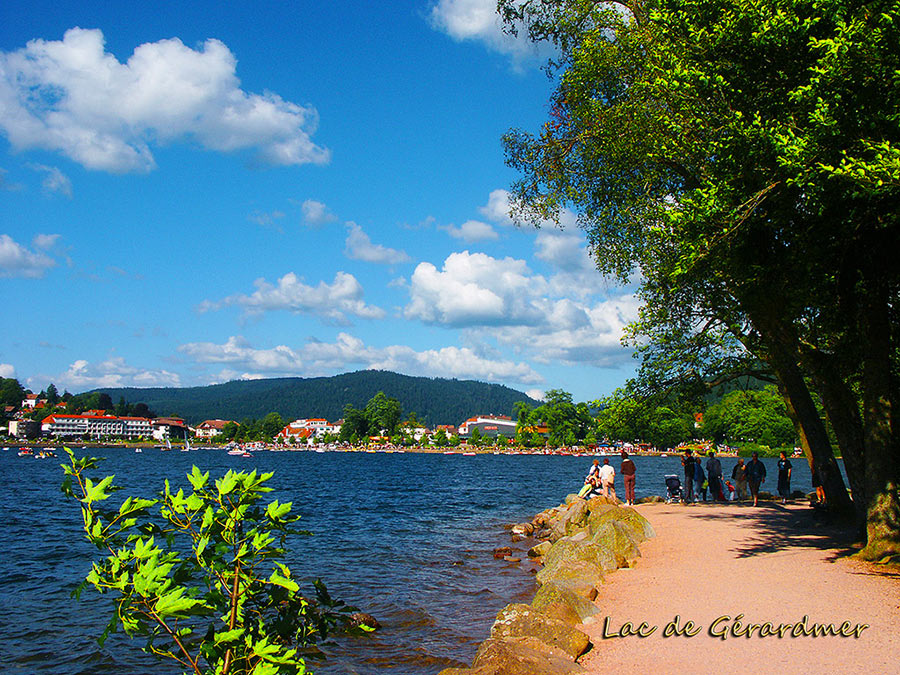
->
[578,502,900,674]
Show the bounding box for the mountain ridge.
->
[91,370,541,426]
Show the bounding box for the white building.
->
[195,419,236,438]
[42,413,154,440]
[279,418,341,441]
[458,415,518,438]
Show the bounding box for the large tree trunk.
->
[857,275,900,558]
[752,312,854,516]
[803,350,867,530]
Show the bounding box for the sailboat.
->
[162,437,172,452]
[182,431,191,452]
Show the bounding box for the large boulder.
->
[470,637,586,675]
[539,600,583,626]
[542,536,618,575]
[535,558,604,600]
[532,581,600,623]
[490,603,591,660]
[590,521,641,568]
[585,495,619,509]
[548,501,593,542]
[588,506,655,542]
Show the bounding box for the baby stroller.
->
[665,474,682,503]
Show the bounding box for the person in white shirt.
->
[599,457,616,499]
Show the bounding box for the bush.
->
[61,448,362,675]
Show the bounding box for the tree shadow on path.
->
[687,501,866,564]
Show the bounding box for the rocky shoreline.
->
[439,494,656,675]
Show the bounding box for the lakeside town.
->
[4,388,751,457]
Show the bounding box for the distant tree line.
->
[4,376,802,455]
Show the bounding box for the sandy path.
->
[578,501,899,674]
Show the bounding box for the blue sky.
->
[0,0,639,405]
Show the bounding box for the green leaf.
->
[213,627,245,645]
[268,571,299,593]
[265,500,292,520]
[201,505,214,530]
[83,474,116,503]
[187,465,210,490]
[154,587,204,617]
[217,471,238,495]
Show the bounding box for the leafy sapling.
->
[61,447,362,675]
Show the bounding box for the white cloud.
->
[487,293,641,366]
[479,188,516,226]
[429,0,543,63]
[0,363,16,378]
[32,233,61,249]
[51,357,181,389]
[369,343,543,384]
[403,249,638,367]
[0,234,56,278]
[302,199,337,225]
[0,28,330,172]
[534,230,591,270]
[29,164,73,197]
[480,188,579,230]
[526,388,545,401]
[440,219,499,242]
[179,333,543,386]
[344,222,410,264]
[179,336,305,372]
[405,250,545,326]
[201,271,386,323]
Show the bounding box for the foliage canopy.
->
[501,0,900,550]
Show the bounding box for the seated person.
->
[577,459,601,498]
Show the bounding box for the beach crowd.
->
[577,449,798,508]
[680,448,795,506]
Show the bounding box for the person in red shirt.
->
[620,451,637,506]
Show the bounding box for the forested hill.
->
[92,370,541,426]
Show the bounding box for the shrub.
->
[61,448,359,675]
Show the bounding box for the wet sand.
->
[579,501,900,674]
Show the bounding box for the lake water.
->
[0,448,823,674]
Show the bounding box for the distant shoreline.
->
[4,441,739,457]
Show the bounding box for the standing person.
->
[706,450,723,501]
[681,449,696,503]
[694,456,707,502]
[732,458,749,502]
[620,452,637,506]
[745,451,767,506]
[777,451,793,504]
[599,457,616,499]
